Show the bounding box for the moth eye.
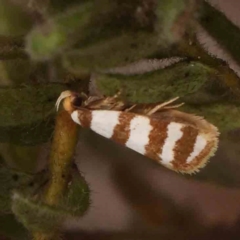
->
[72,95,83,107]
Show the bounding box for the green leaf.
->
[182,103,240,133]
[0,164,48,214]
[0,84,65,145]
[12,169,89,232]
[12,192,64,233]
[63,32,159,71]
[94,61,218,104]
[59,168,90,216]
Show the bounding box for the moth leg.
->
[80,92,88,100]
[124,104,137,112]
[146,97,184,116]
[112,90,122,99]
[85,90,126,110]
[161,102,184,110]
[84,96,104,106]
[108,102,121,110]
[100,90,126,110]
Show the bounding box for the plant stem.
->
[32,110,79,239]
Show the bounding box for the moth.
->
[56,90,219,174]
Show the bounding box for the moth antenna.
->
[55,90,73,111]
[147,96,181,115]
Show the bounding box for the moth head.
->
[55,90,86,113]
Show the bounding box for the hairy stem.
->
[32,110,79,239]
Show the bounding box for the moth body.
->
[71,108,219,174]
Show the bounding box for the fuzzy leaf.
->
[201,1,240,66]
[0,84,65,145]
[12,170,90,233]
[63,32,159,71]
[93,61,225,104]
[12,192,64,233]
[0,164,48,214]
[182,103,240,133]
[59,169,90,216]
[0,144,41,172]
